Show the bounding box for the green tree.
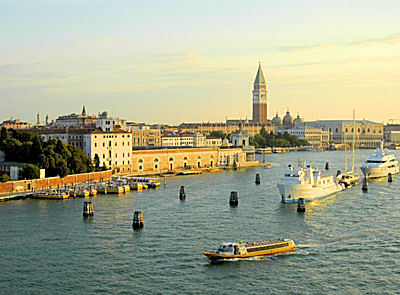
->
[94,154,100,170]
[0,174,12,183]
[21,164,40,179]
[0,127,10,142]
[209,131,227,139]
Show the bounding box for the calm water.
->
[1,150,400,295]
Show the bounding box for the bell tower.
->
[252,62,268,124]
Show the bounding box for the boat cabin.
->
[215,242,247,255]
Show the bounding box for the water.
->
[1,151,400,294]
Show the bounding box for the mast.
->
[352,109,355,173]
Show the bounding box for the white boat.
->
[360,141,399,179]
[337,109,361,188]
[277,164,345,203]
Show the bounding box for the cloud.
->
[277,32,400,52]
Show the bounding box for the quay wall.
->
[0,170,112,195]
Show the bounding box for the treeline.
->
[250,127,309,148]
[0,128,103,180]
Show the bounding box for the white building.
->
[83,128,132,173]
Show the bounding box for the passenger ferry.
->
[360,141,399,179]
[33,189,69,200]
[203,238,296,261]
[278,164,344,203]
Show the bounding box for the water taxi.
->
[122,177,161,188]
[33,189,69,200]
[278,164,344,203]
[130,182,143,191]
[360,141,399,179]
[203,239,296,261]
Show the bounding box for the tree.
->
[209,131,227,139]
[21,164,40,179]
[0,127,10,142]
[31,135,43,165]
[94,154,100,170]
[0,174,12,183]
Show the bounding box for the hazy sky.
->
[1,0,400,124]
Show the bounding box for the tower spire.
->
[252,62,268,124]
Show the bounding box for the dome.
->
[271,113,282,126]
[282,111,293,127]
[100,111,109,119]
[293,114,303,127]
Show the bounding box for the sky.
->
[1,0,400,124]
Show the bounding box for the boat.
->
[33,189,69,200]
[106,185,124,194]
[129,182,143,191]
[122,177,161,188]
[337,110,361,188]
[264,163,272,169]
[207,168,223,172]
[360,141,400,179]
[176,170,202,175]
[277,163,345,203]
[203,238,296,261]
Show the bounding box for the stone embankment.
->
[0,170,112,201]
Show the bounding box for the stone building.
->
[1,119,32,129]
[130,147,252,174]
[131,126,161,147]
[276,127,330,149]
[308,120,383,148]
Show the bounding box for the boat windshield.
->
[216,244,233,253]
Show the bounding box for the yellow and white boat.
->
[33,189,69,200]
[106,185,124,194]
[203,238,296,261]
[130,182,143,191]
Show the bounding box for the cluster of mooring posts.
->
[132,211,144,229]
[83,201,94,217]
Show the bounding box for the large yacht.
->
[277,164,345,203]
[360,141,399,179]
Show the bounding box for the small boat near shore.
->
[203,238,296,261]
[207,168,223,173]
[33,189,69,200]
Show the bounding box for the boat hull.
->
[360,165,399,179]
[278,183,344,203]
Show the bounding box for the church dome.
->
[283,111,293,127]
[293,114,303,127]
[271,113,282,126]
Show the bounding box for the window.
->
[115,142,117,146]
[109,141,112,147]
[95,143,97,147]
[103,154,105,158]
[122,142,125,146]
[128,153,130,157]
[115,153,117,158]
[103,142,105,147]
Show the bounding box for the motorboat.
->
[203,238,296,261]
[360,141,399,179]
